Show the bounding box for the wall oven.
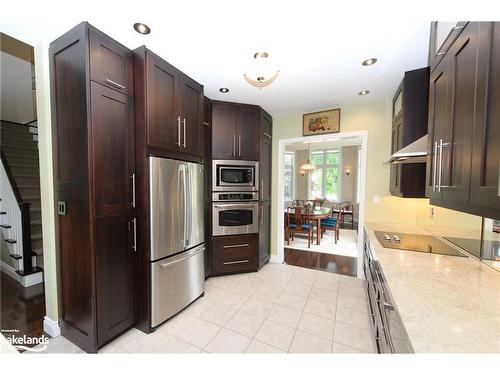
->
[212,160,259,192]
[212,192,259,236]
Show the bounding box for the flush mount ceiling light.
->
[362,57,377,66]
[219,87,229,93]
[243,52,280,89]
[133,23,151,35]
[358,90,370,96]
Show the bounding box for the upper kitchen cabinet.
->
[259,110,272,201]
[427,22,500,220]
[389,67,429,198]
[470,22,500,219]
[134,47,203,159]
[428,21,468,73]
[212,101,260,160]
[89,27,134,96]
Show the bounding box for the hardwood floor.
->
[0,272,45,345]
[284,247,357,277]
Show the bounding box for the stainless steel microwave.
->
[212,160,259,192]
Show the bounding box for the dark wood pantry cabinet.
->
[389,67,429,198]
[258,110,272,268]
[212,101,260,160]
[426,22,500,220]
[50,22,137,353]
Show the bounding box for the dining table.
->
[284,206,332,245]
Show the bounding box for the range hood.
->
[389,135,428,164]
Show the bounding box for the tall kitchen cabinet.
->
[133,47,204,332]
[259,111,272,268]
[50,22,137,353]
[426,22,500,220]
[212,101,260,160]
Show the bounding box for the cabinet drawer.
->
[212,234,258,274]
[89,28,133,95]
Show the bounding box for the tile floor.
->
[29,263,377,354]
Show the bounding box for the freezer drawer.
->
[151,245,205,327]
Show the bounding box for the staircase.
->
[0,120,43,283]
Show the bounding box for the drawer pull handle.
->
[223,243,250,249]
[105,78,125,89]
[159,247,205,268]
[223,259,249,265]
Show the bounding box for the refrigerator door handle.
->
[178,165,185,247]
[183,163,188,248]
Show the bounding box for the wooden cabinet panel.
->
[429,22,468,73]
[258,201,271,267]
[470,22,500,218]
[146,53,179,151]
[180,74,203,156]
[89,28,133,96]
[212,101,237,159]
[95,214,137,346]
[259,111,272,201]
[426,60,451,200]
[211,234,258,275]
[91,82,135,216]
[236,105,260,160]
[441,23,478,205]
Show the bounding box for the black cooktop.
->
[374,231,468,257]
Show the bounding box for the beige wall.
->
[341,145,358,203]
[271,99,422,256]
[294,150,309,201]
[34,43,59,324]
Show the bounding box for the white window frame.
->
[308,148,342,201]
[284,151,295,202]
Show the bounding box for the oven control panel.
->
[212,192,259,202]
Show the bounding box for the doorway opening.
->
[1,32,45,351]
[276,131,368,277]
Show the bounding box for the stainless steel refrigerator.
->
[149,156,205,328]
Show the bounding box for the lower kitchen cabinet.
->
[95,214,138,347]
[211,234,259,275]
[363,231,413,354]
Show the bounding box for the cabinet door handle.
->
[183,118,187,148]
[131,173,136,208]
[438,138,443,192]
[232,134,236,157]
[202,121,210,126]
[238,135,241,157]
[451,25,463,31]
[131,218,137,252]
[223,243,249,249]
[436,51,447,56]
[433,141,438,191]
[263,132,272,139]
[105,78,125,90]
[223,259,249,265]
[177,116,181,146]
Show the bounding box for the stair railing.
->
[0,149,32,274]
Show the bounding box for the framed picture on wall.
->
[303,108,341,136]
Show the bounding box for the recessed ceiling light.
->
[362,57,377,66]
[219,87,229,93]
[133,23,151,35]
[358,90,370,96]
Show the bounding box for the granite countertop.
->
[364,222,500,353]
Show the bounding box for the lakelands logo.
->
[2,330,49,352]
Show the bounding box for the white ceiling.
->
[1,1,433,116]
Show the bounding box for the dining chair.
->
[320,206,343,244]
[285,206,314,248]
[342,202,354,229]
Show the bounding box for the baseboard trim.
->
[1,260,43,287]
[43,316,61,338]
[270,255,284,264]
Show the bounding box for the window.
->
[309,149,341,201]
[284,151,295,201]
